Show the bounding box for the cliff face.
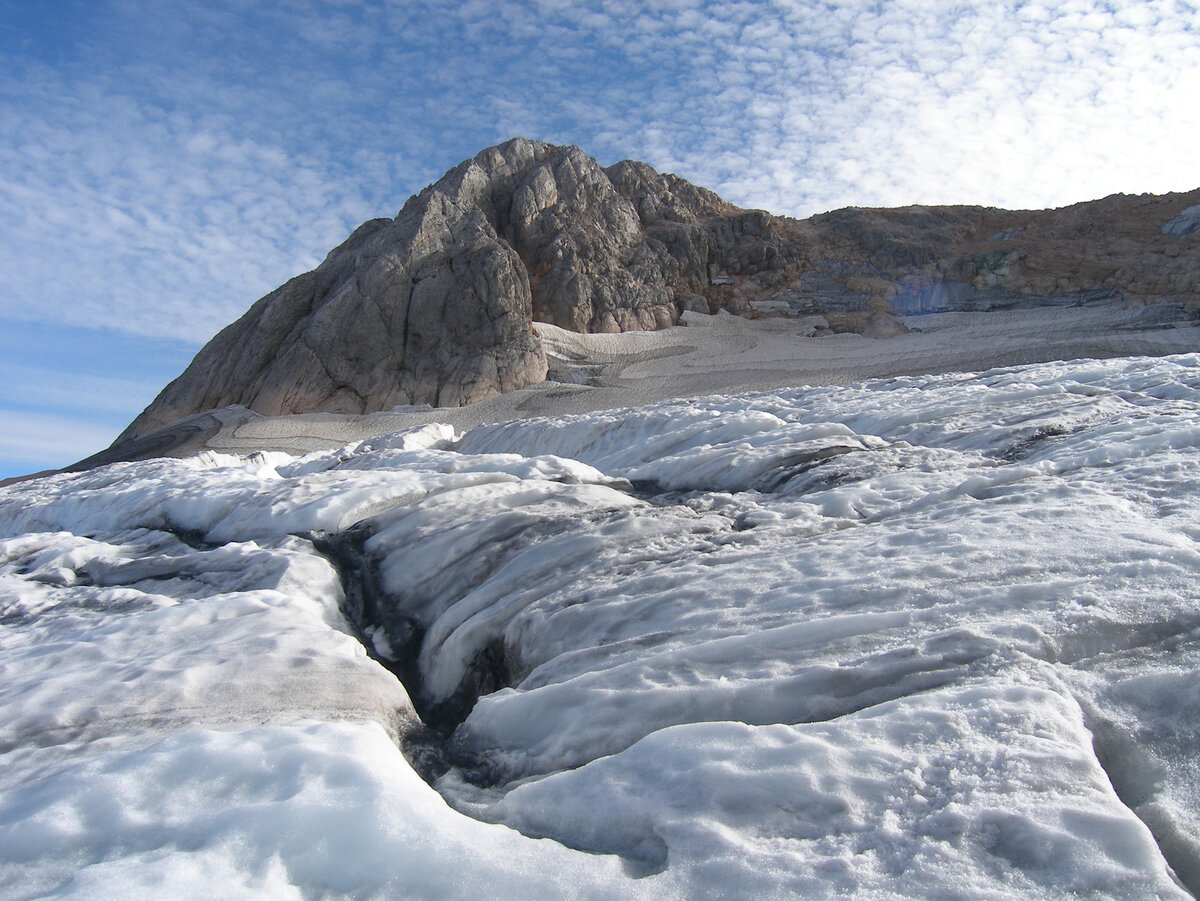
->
[121,137,1200,440]
[122,138,790,439]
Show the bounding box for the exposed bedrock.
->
[120,137,1200,440]
[122,138,793,439]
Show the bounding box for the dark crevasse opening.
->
[303,526,514,786]
[1080,701,1200,900]
[302,524,669,877]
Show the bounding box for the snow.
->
[478,682,1177,897]
[0,723,639,900]
[3,350,1200,897]
[119,304,1200,463]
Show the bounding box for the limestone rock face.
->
[452,140,791,333]
[123,138,789,439]
[122,185,547,439]
[769,190,1200,321]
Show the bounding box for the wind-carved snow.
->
[3,355,1200,897]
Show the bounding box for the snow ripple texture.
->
[2,355,1199,898]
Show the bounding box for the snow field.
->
[1,353,1198,897]
[0,722,641,900]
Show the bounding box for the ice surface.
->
[100,304,1200,463]
[0,722,640,900]
[3,354,1200,897]
[479,680,1181,897]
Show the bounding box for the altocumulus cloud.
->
[488,0,1200,214]
[0,62,377,343]
[0,0,1196,447]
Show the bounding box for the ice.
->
[1067,645,1200,893]
[1162,204,1200,237]
[0,723,641,900]
[474,680,1185,897]
[0,529,411,767]
[3,354,1200,896]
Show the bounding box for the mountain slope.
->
[121,138,1200,442]
[120,138,783,439]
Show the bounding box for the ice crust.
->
[3,354,1200,897]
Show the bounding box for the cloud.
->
[474,0,1200,218]
[0,62,382,343]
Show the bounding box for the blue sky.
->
[2,0,1198,478]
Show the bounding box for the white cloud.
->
[0,72,374,342]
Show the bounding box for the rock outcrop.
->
[122,138,791,439]
[777,192,1200,320]
[121,137,1200,440]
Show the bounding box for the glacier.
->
[2,352,1200,898]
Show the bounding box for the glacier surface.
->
[2,354,1199,898]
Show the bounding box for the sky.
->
[1,0,1198,478]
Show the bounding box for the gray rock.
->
[891,279,1121,316]
[678,294,711,314]
[775,259,873,314]
[123,138,791,439]
[987,228,1024,242]
[604,159,733,225]
[117,139,1200,444]
[122,182,548,439]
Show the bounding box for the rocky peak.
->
[118,138,1200,444]
[605,158,736,225]
[122,139,780,440]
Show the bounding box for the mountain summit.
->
[122,138,1200,441]
[121,138,781,439]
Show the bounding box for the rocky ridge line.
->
[121,137,1200,441]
